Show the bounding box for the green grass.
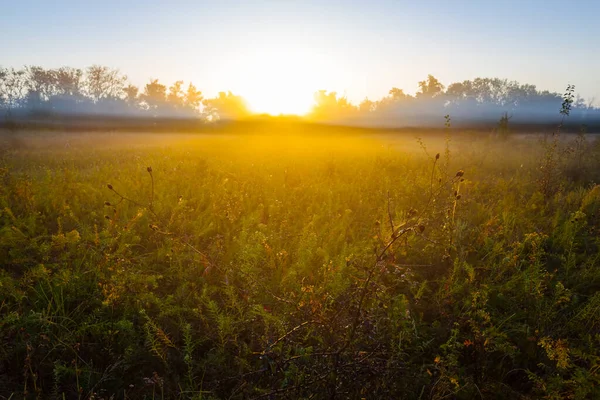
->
[1,128,599,399]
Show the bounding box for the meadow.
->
[0,125,599,399]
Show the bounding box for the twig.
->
[108,184,158,218]
[387,190,394,232]
[147,166,154,210]
[340,226,415,354]
[264,320,321,354]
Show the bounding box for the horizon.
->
[3,0,600,115]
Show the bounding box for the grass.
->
[0,127,600,399]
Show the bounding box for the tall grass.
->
[0,129,599,399]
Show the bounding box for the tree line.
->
[312,75,599,126]
[1,65,599,126]
[0,65,248,121]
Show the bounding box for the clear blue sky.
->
[2,0,599,111]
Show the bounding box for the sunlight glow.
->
[227,48,332,116]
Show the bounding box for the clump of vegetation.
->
[496,112,512,140]
[0,125,599,399]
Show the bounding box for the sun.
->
[232,48,328,116]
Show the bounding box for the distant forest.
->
[1,65,599,129]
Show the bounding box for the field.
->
[1,126,600,399]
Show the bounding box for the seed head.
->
[456,194,461,200]
[104,201,111,206]
[107,184,113,190]
[435,153,440,160]
[104,215,111,220]
[455,170,464,178]
[147,166,152,173]
[418,224,425,233]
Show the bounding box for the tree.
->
[310,90,357,120]
[167,80,185,108]
[0,68,28,114]
[184,83,203,112]
[388,87,409,100]
[53,67,84,97]
[446,81,472,100]
[141,79,167,113]
[85,65,127,101]
[0,67,7,110]
[359,98,375,113]
[123,84,139,108]
[417,74,445,98]
[202,91,249,121]
[25,66,56,108]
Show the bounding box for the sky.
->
[2,0,599,114]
